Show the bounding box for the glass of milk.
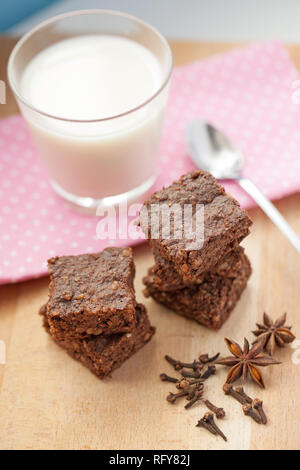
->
[8,10,172,212]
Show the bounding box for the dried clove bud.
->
[181,368,202,379]
[235,386,253,404]
[160,373,179,384]
[202,412,227,441]
[166,390,189,404]
[176,378,191,391]
[176,377,204,391]
[165,355,202,371]
[179,360,203,370]
[165,355,183,370]
[199,352,220,364]
[242,404,262,424]
[223,383,249,405]
[198,354,209,363]
[186,383,203,401]
[253,398,267,425]
[196,413,218,436]
[204,400,226,419]
[201,365,216,380]
[185,388,204,409]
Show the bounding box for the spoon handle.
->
[238,177,300,253]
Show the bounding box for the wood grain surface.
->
[0,38,299,450]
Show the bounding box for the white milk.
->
[20,35,167,201]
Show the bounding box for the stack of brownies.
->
[40,247,155,379]
[140,170,252,330]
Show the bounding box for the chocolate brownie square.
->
[139,170,252,283]
[143,251,251,329]
[40,303,155,379]
[151,246,245,291]
[46,247,137,341]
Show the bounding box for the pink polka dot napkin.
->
[1,41,300,284]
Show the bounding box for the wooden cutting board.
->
[0,38,299,450]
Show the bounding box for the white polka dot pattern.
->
[0,41,299,284]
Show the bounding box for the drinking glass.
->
[8,10,172,211]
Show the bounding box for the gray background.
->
[7,0,300,42]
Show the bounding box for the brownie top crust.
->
[143,170,226,209]
[47,247,136,319]
[140,170,252,239]
[139,170,252,278]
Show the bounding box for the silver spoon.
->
[186,119,300,253]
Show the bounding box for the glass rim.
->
[7,9,173,123]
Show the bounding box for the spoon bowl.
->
[186,120,243,179]
[186,118,300,253]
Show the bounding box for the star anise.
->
[215,337,281,388]
[252,312,295,356]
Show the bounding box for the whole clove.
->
[166,390,189,404]
[160,373,179,384]
[186,383,203,401]
[199,352,220,364]
[185,388,204,409]
[223,383,250,405]
[198,354,209,363]
[165,355,202,371]
[235,386,253,404]
[253,398,267,425]
[176,378,191,391]
[181,368,202,379]
[197,412,227,441]
[180,360,203,370]
[176,377,204,391]
[165,355,184,371]
[204,400,225,419]
[201,365,216,380]
[242,404,262,424]
[206,413,227,442]
[196,415,218,436]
